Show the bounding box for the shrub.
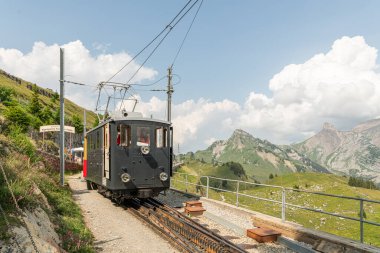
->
[92,117,99,128]
[0,87,14,103]
[4,105,31,133]
[223,162,246,178]
[71,114,84,133]
[50,91,59,104]
[8,126,36,160]
[269,173,274,179]
[348,176,378,190]
[39,107,53,124]
[29,85,41,115]
[30,115,43,130]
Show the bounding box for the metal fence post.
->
[360,199,364,243]
[282,188,286,222]
[206,176,209,198]
[236,181,240,207]
[185,174,188,193]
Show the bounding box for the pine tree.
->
[71,114,83,133]
[92,117,99,128]
[29,85,41,115]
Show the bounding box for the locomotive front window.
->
[156,127,167,148]
[118,124,131,147]
[137,127,150,146]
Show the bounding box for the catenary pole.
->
[60,48,65,186]
[167,66,173,123]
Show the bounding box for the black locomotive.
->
[83,111,173,199]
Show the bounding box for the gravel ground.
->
[195,216,294,253]
[68,175,178,253]
[158,189,295,253]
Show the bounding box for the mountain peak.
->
[232,129,252,138]
[227,129,254,150]
[322,122,337,131]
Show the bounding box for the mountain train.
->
[83,111,173,200]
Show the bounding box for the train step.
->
[184,206,206,217]
[246,228,281,243]
[185,200,203,207]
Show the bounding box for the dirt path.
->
[68,175,178,253]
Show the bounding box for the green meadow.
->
[172,160,380,247]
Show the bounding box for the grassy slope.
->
[173,162,380,246]
[0,72,97,127]
[0,134,94,252]
[0,70,97,251]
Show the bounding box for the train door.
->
[133,126,154,186]
[104,123,110,180]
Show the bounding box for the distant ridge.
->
[194,129,329,181]
[293,119,380,183]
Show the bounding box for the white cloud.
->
[142,36,380,150]
[1,36,380,152]
[0,40,157,109]
[236,36,380,144]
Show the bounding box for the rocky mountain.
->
[194,129,329,181]
[293,120,380,183]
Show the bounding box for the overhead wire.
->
[132,76,166,86]
[118,0,200,110]
[171,0,204,67]
[95,0,201,113]
[119,28,173,109]
[96,0,194,112]
[103,0,193,85]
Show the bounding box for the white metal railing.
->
[171,172,380,245]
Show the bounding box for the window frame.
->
[155,127,168,148]
[136,126,151,147]
[118,124,131,147]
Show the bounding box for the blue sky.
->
[1,1,380,151]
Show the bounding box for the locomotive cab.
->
[83,112,172,199]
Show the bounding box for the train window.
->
[156,127,167,148]
[90,134,94,150]
[96,131,100,149]
[119,124,131,147]
[137,127,150,146]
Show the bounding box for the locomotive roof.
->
[86,116,171,134]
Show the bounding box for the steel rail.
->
[124,198,248,253]
[127,200,200,253]
[150,198,247,252]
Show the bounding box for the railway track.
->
[123,197,248,253]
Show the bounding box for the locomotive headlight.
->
[159,172,168,181]
[141,146,150,155]
[121,173,131,183]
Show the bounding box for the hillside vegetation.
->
[0,70,96,251]
[0,69,97,130]
[0,134,94,252]
[173,160,380,246]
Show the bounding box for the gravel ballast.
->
[158,189,296,253]
[68,175,178,253]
